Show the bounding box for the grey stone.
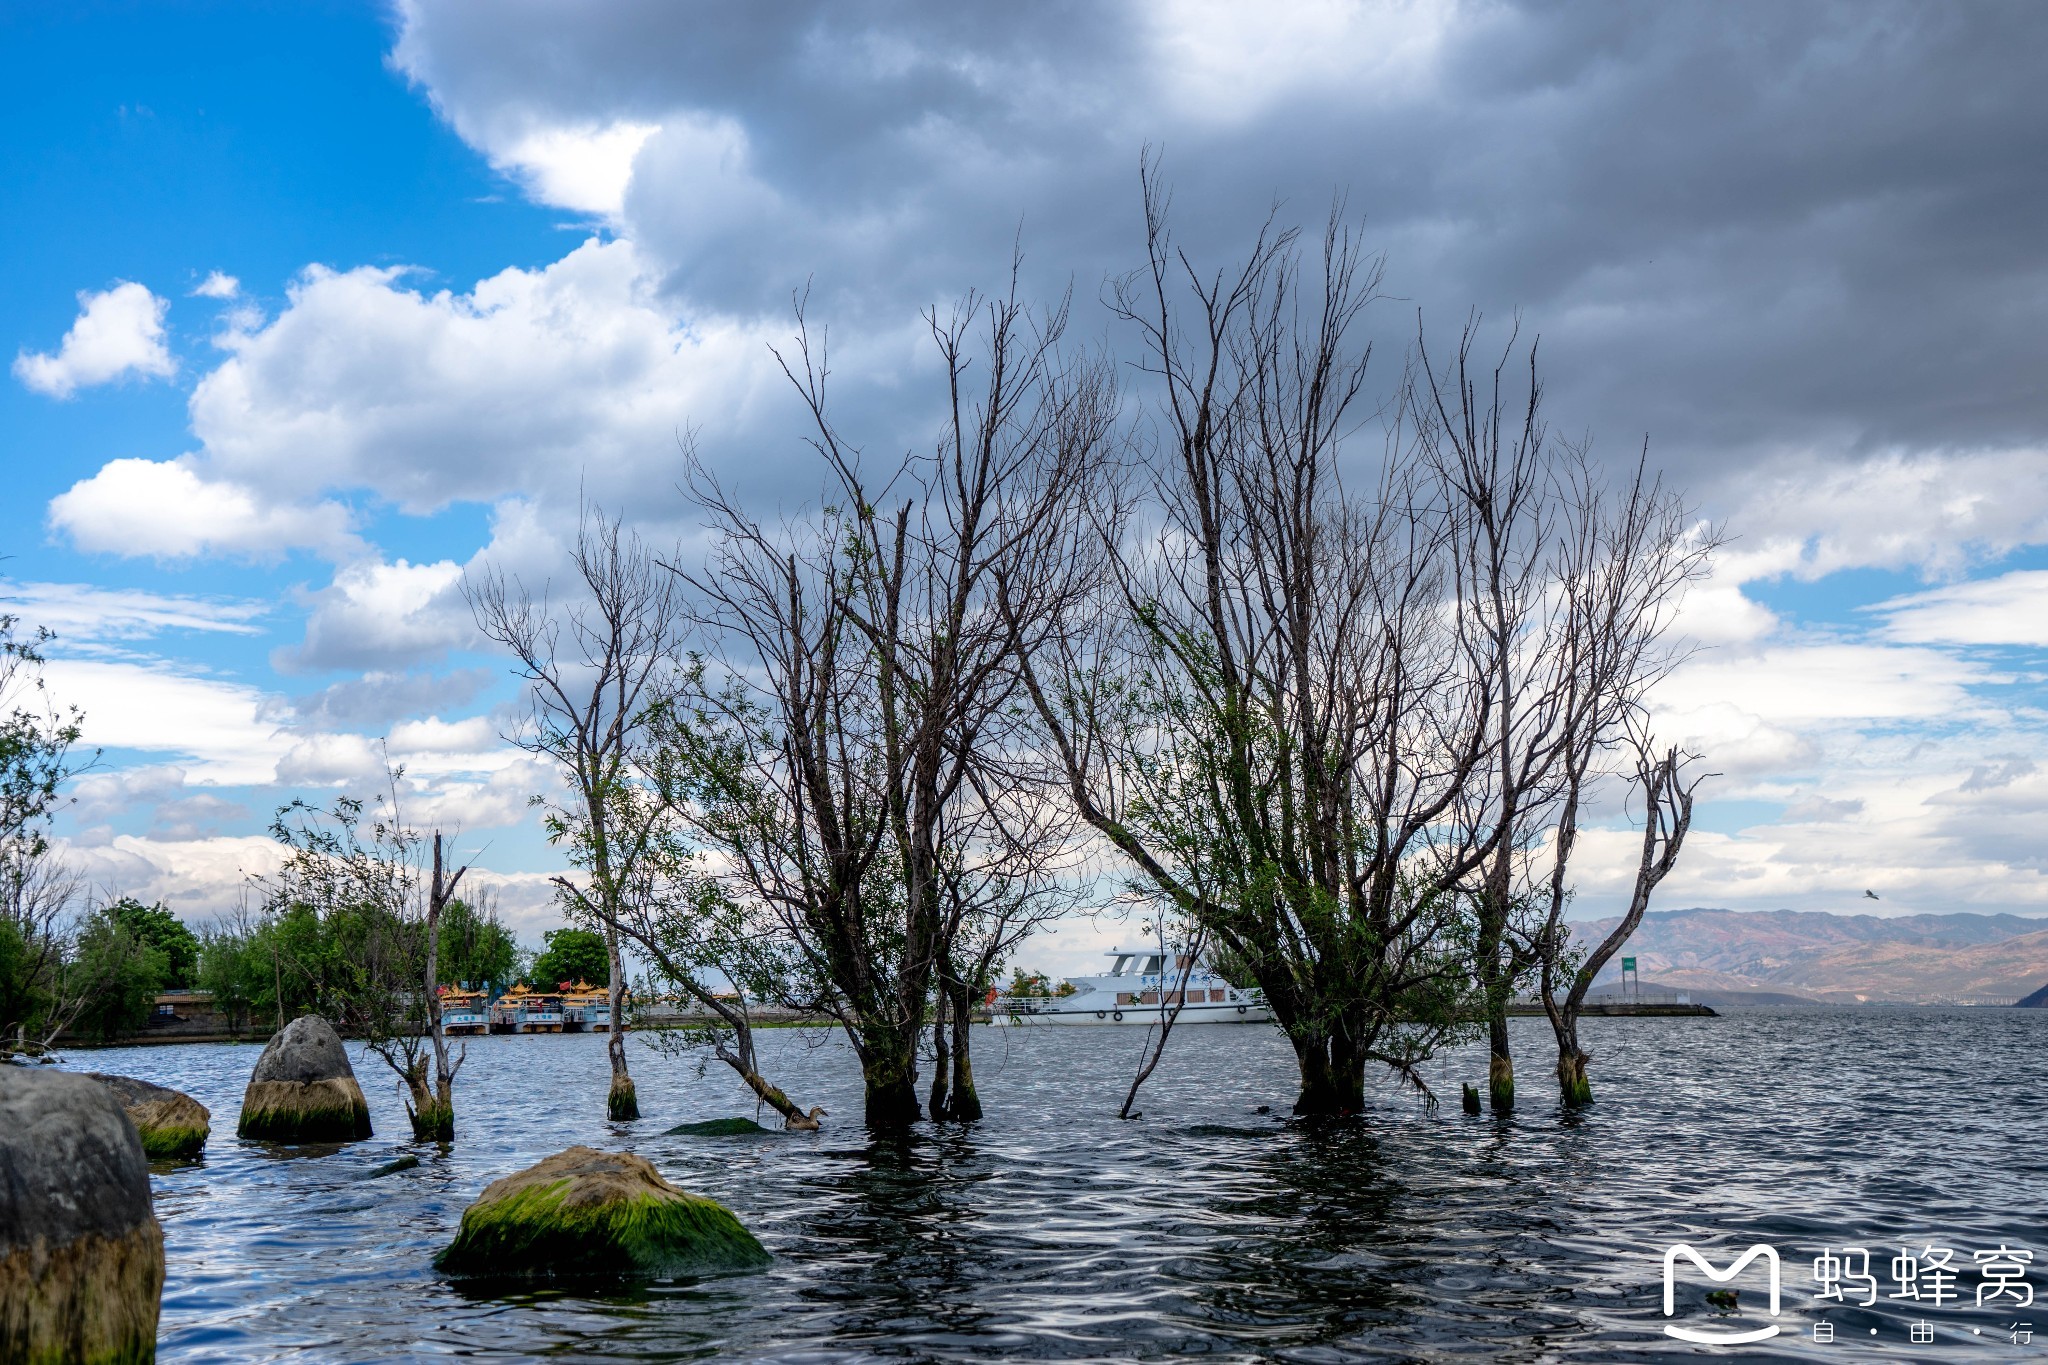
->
[0,1069,152,1254]
[0,1068,164,1362]
[81,1073,178,1109]
[84,1074,211,1159]
[238,1015,371,1142]
[250,1015,356,1085]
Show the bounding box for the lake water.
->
[62,1008,2048,1361]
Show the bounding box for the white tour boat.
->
[995,946,1271,1025]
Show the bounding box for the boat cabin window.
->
[1141,956,1164,975]
[1109,955,1132,976]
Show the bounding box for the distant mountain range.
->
[1571,907,2048,1005]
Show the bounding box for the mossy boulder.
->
[0,1069,165,1364]
[86,1074,211,1159]
[435,1145,768,1280]
[664,1117,771,1137]
[236,1015,371,1142]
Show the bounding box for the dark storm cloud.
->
[395,0,2048,500]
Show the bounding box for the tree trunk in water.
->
[946,979,981,1121]
[403,1056,448,1140]
[1541,984,1592,1108]
[862,1046,922,1128]
[1487,1012,1516,1114]
[1557,1039,1593,1107]
[421,847,455,1143]
[712,1039,808,1124]
[409,1080,454,1146]
[604,926,637,1121]
[1478,917,1516,1112]
[1290,1035,1365,1117]
[927,994,951,1119]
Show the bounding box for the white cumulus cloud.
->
[183,241,781,515]
[0,580,265,643]
[14,282,176,398]
[1872,570,2048,649]
[1722,448,2048,584]
[40,658,295,786]
[275,556,470,673]
[192,271,241,300]
[490,119,659,218]
[47,458,358,561]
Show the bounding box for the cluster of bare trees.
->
[467,171,1714,1129]
[470,277,1109,1128]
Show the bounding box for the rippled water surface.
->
[63,1008,2048,1361]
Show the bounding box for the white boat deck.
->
[994,946,1271,1025]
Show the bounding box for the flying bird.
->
[1864,890,1880,900]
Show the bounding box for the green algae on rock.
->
[236,1015,371,1143]
[435,1146,768,1280]
[86,1074,211,1159]
[0,1069,165,1365]
[664,1117,772,1137]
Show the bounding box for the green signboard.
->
[1621,957,1637,972]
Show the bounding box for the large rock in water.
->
[0,1069,165,1364]
[86,1075,211,1159]
[435,1146,768,1279]
[236,1016,371,1142]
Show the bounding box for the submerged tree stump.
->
[1557,1049,1595,1107]
[0,1069,165,1364]
[435,1146,768,1280]
[86,1074,210,1159]
[236,1016,372,1142]
[607,1073,639,1122]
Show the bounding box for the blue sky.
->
[5,1,2047,965]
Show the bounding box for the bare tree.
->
[924,763,1081,1121]
[1497,452,1715,1106]
[1011,168,1499,1116]
[584,760,820,1128]
[417,832,471,1140]
[1115,916,1208,1121]
[663,276,1115,1127]
[1533,741,1702,1105]
[466,510,687,1122]
[1414,324,1715,1112]
[1010,167,1718,1118]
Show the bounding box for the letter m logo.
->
[1661,1243,1782,1344]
